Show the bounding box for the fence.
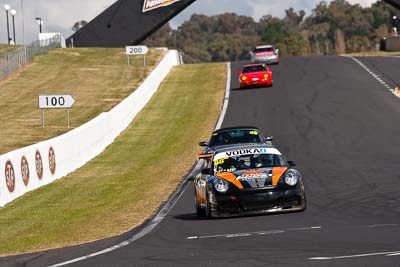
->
[0,35,62,81]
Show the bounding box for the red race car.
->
[237,64,273,89]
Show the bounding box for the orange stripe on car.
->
[272,167,288,185]
[197,153,212,159]
[216,172,244,189]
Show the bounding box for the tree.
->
[143,24,173,47]
[258,15,286,44]
[141,0,400,62]
[72,20,88,32]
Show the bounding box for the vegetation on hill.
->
[144,0,400,62]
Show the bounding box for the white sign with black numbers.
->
[38,94,75,128]
[126,46,149,55]
[39,94,75,109]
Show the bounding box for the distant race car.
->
[251,45,279,64]
[198,126,272,155]
[194,144,306,218]
[237,64,273,89]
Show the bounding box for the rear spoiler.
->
[197,153,212,160]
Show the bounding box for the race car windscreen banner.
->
[66,0,196,47]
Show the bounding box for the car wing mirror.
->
[287,160,296,167]
[201,168,211,175]
[199,141,209,147]
[265,136,274,142]
[236,71,242,75]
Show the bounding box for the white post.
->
[42,110,45,128]
[67,109,70,128]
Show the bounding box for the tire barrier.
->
[0,50,180,207]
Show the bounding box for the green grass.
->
[341,51,400,56]
[0,62,226,255]
[0,44,20,59]
[0,48,163,154]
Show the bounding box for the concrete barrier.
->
[0,50,180,207]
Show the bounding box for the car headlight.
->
[285,171,298,186]
[214,179,229,193]
[241,76,247,81]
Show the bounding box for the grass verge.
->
[0,48,163,155]
[342,51,400,56]
[0,62,226,255]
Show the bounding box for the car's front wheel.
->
[205,190,214,218]
[194,187,205,217]
[194,193,206,217]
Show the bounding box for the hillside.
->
[0,48,163,154]
[0,62,226,255]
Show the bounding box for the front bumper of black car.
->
[208,185,306,217]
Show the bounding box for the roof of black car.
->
[213,126,261,134]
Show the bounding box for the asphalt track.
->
[3,56,400,266]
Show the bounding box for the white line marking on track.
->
[347,56,400,98]
[310,257,332,260]
[187,226,321,240]
[215,62,231,130]
[49,180,194,267]
[366,223,399,228]
[387,252,400,256]
[49,163,198,267]
[49,62,233,267]
[309,250,400,260]
[257,230,285,235]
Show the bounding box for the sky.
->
[0,0,378,45]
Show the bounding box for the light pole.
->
[4,4,11,44]
[35,17,43,33]
[21,0,25,45]
[10,9,16,44]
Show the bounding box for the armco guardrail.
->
[0,50,180,207]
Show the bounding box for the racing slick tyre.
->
[298,185,307,212]
[194,187,205,217]
[301,195,307,211]
[205,189,214,218]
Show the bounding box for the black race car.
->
[198,126,272,154]
[194,144,306,218]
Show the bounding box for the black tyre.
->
[301,194,307,211]
[299,185,307,211]
[194,191,205,217]
[205,190,214,218]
